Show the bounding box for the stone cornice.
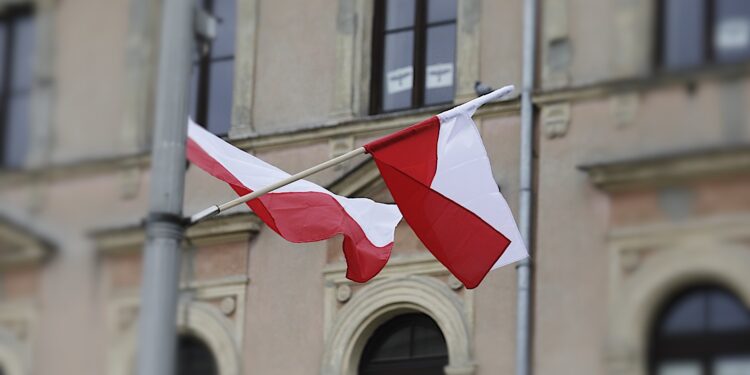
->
[0,213,56,269]
[579,145,750,192]
[0,99,520,190]
[327,158,384,198]
[534,63,750,105]
[91,212,262,255]
[323,253,447,284]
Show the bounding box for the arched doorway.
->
[649,285,750,375]
[176,334,219,375]
[359,313,448,375]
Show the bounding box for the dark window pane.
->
[360,314,448,374]
[189,63,199,121]
[11,14,34,91]
[411,321,447,358]
[662,0,706,70]
[427,0,456,24]
[424,24,455,105]
[3,94,29,168]
[660,291,706,335]
[385,0,415,30]
[382,30,414,111]
[369,324,412,361]
[708,290,750,332]
[211,0,236,58]
[176,335,218,375]
[206,59,233,135]
[714,0,750,63]
[0,24,6,90]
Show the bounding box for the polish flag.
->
[364,86,528,288]
[186,120,403,283]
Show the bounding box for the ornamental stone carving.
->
[321,275,475,375]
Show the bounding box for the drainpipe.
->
[516,0,538,374]
[136,1,193,374]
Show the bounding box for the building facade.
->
[0,0,749,374]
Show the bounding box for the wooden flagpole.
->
[188,147,367,225]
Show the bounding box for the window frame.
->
[0,5,33,169]
[370,0,457,115]
[656,0,750,71]
[192,0,236,137]
[648,285,750,375]
[359,313,449,375]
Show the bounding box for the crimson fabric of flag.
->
[187,119,402,283]
[364,86,528,288]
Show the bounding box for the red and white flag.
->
[186,120,403,283]
[364,85,528,288]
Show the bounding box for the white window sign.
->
[386,66,413,94]
[425,63,454,89]
[716,17,750,51]
[714,356,750,375]
[658,361,701,375]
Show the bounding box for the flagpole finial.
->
[470,85,515,108]
[441,85,516,120]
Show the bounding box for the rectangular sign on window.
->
[425,63,454,89]
[716,18,750,51]
[658,361,701,375]
[386,66,413,94]
[714,356,750,375]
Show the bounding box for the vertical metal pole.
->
[136,0,194,374]
[516,0,537,374]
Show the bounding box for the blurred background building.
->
[0,0,749,374]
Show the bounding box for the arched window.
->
[176,334,218,375]
[650,286,750,375]
[359,313,448,375]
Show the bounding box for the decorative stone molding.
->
[335,284,352,303]
[229,0,260,138]
[0,100,520,190]
[329,136,355,171]
[0,211,55,269]
[320,275,475,375]
[108,283,246,375]
[0,329,26,375]
[0,304,35,375]
[330,0,372,119]
[91,212,262,255]
[26,0,57,169]
[121,0,160,155]
[540,102,570,139]
[606,216,750,375]
[327,158,385,199]
[454,0,481,103]
[612,0,654,79]
[609,92,639,128]
[719,79,747,143]
[541,0,571,89]
[580,146,750,192]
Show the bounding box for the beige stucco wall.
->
[54,0,129,163]
[2,1,750,374]
[252,0,338,133]
[534,77,750,375]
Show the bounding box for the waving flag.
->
[187,120,403,283]
[364,86,527,288]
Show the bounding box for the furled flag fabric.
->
[364,85,528,289]
[186,120,403,283]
